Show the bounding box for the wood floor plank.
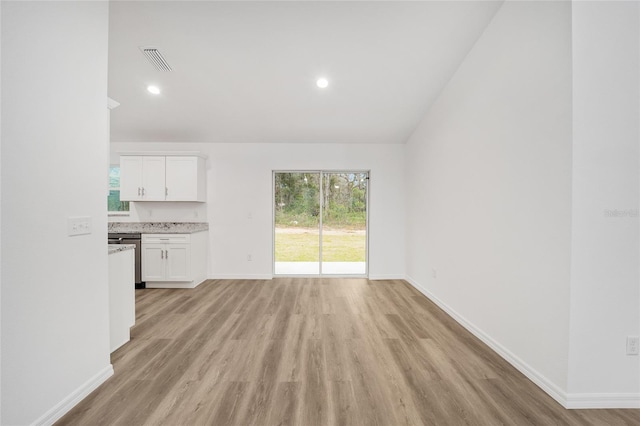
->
[143,379,204,426]
[328,380,357,426]
[343,337,400,426]
[266,381,300,426]
[322,320,350,382]
[384,338,449,424]
[238,339,285,424]
[56,278,640,426]
[206,381,250,425]
[276,316,310,382]
[300,338,330,426]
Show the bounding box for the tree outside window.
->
[108,166,130,212]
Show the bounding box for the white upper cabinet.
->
[120,156,144,201]
[120,154,206,202]
[142,156,166,200]
[165,156,206,202]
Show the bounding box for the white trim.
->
[320,172,324,275]
[107,97,120,110]
[32,364,113,426]
[404,275,569,408]
[145,279,207,289]
[564,393,640,409]
[369,274,405,281]
[117,151,207,159]
[210,274,274,280]
[405,275,640,409]
[272,274,368,279]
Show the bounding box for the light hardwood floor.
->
[58,278,640,425]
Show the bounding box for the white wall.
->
[568,1,640,406]
[110,142,405,280]
[405,0,573,402]
[1,2,112,424]
[0,1,3,421]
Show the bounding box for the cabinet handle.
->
[160,250,164,259]
[165,249,168,259]
[165,187,168,196]
[142,187,145,196]
[138,187,141,196]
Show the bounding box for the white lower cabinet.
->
[166,244,190,281]
[108,248,135,353]
[142,243,170,281]
[142,232,207,288]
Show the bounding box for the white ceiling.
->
[108,1,502,144]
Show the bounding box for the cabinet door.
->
[165,244,190,281]
[142,156,166,201]
[165,156,198,201]
[142,244,165,281]
[120,156,143,201]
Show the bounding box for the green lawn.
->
[275,232,366,262]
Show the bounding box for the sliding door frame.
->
[272,170,370,278]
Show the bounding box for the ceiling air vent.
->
[139,47,172,72]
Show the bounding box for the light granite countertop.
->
[109,244,135,255]
[108,222,209,234]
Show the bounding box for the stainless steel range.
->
[108,233,144,288]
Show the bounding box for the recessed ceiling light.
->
[316,78,329,89]
[147,85,161,95]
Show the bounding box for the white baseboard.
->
[368,274,405,280]
[404,275,569,408]
[405,275,640,409]
[565,393,640,409]
[207,275,406,281]
[209,274,273,280]
[145,278,211,288]
[32,364,113,426]
[146,281,197,289]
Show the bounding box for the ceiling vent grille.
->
[140,47,172,72]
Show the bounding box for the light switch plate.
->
[67,216,92,236]
[627,336,639,355]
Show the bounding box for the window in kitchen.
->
[108,166,130,213]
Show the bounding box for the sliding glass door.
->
[273,171,368,276]
[321,172,368,275]
[274,172,321,275]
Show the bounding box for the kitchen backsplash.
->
[108,201,207,223]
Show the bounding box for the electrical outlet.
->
[247,254,252,262]
[627,336,639,355]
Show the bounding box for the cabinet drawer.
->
[142,233,191,244]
